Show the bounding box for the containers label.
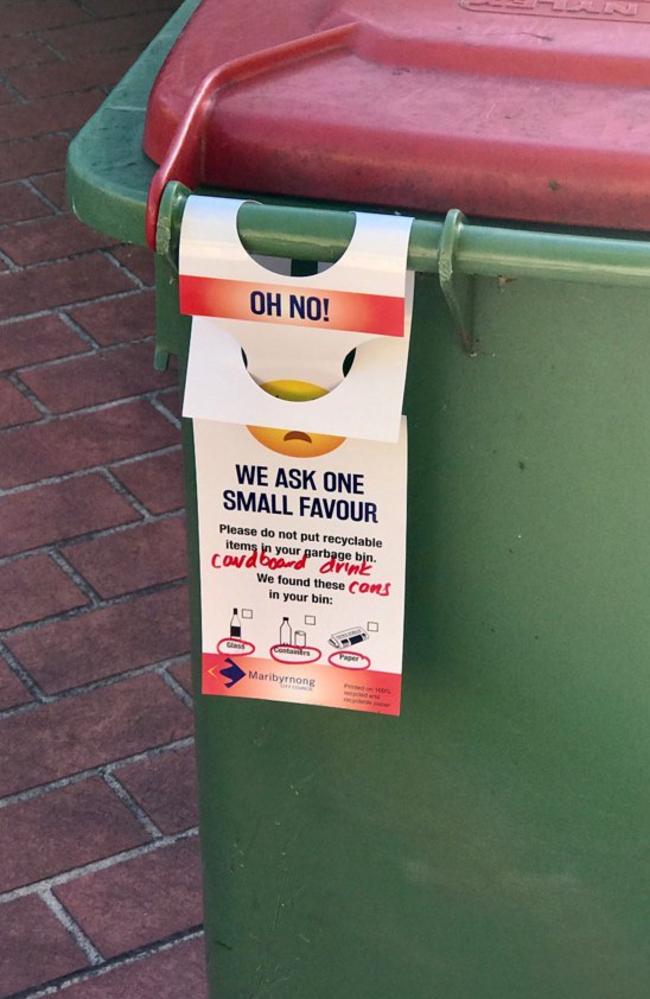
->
[182,197,413,715]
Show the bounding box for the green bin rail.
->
[152,180,650,366]
[156,181,650,287]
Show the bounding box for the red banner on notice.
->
[180,276,405,337]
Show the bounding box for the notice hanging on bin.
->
[181,196,414,716]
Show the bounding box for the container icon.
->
[279,616,292,646]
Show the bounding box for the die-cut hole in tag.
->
[241,347,357,402]
[244,256,336,279]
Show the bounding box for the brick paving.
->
[0,2,207,996]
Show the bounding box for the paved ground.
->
[0,3,207,996]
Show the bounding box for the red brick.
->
[0,673,193,796]
[64,516,187,598]
[0,134,68,182]
[0,36,54,69]
[0,656,31,710]
[0,313,86,371]
[118,744,197,834]
[0,90,103,143]
[8,48,141,100]
[0,254,135,321]
[0,554,87,630]
[0,779,148,893]
[21,340,176,413]
[0,474,139,557]
[168,657,192,696]
[0,399,177,487]
[0,214,118,266]
[0,0,89,35]
[56,838,203,958]
[111,244,155,285]
[0,378,39,427]
[0,182,51,223]
[112,449,184,514]
[43,12,170,56]
[67,289,155,345]
[55,937,207,999]
[31,170,67,210]
[7,585,190,693]
[0,896,86,997]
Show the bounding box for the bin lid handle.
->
[145,23,356,251]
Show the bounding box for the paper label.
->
[195,419,407,716]
[181,197,413,715]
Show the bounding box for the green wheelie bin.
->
[68,1,650,996]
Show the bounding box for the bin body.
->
[68,2,650,996]
[189,272,650,999]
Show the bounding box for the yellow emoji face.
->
[247,379,345,458]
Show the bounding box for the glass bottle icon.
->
[230,608,241,638]
[280,616,292,646]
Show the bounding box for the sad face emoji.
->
[247,379,345,458]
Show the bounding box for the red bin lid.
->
[144,0,650,242]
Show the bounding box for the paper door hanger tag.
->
[180,197,414,444]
